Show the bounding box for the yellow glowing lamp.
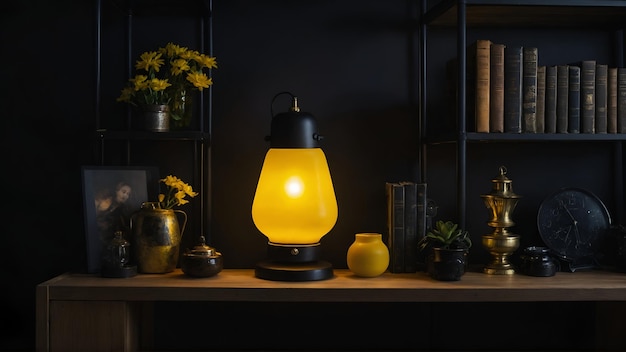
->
[252,93,338,281]
[252,148,337,244]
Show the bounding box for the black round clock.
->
[537,188,612,262]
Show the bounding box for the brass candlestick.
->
[481,166,521,275]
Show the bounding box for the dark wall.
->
[2,0,623,350]
[2,0,95,350]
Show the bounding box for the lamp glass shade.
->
[252,148,338,245]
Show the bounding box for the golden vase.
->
[131,202,187,274]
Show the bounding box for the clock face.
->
[537,188,612,260]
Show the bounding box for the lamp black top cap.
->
[268,95,323,149]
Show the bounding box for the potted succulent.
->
[418,220,472,281]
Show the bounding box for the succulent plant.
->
[418,220,472,251]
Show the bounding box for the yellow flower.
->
[161,42,188,58]
[116,87,133,102]
[196,54,217,69]
[180,50,196,60]
[117,42,217,108]
[171,59,191,76]
[131,75,149,91]
[181,182,198,197]
[186,72,212,91]
[175,190,188,205]
[135,51,164,72]
[148,78,171,92]
[158,175,197,209]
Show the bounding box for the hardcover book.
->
[595,64,608,134]
[386,182,405,273]
[608,67,618,133]
[545,65,558,133]
[556,65,569,133]
[490,43,505,133]
[504,46,523,133]
[522,47,538,133]
[536,65,546,133]
[402,182,418,273]
[618,67,626,133]
[468,39,492,133]
[579,60,596,133]
[568,65,581,133]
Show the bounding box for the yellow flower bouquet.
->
[117,42,217,126]
[158,175,198,209]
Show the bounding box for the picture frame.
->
[81,166,159,273]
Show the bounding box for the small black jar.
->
[181,236,223,278]
[519,246,558,277]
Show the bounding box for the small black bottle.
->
[101,230,137,278]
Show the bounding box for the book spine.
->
[580,60,596,133]
[619,68,626,133]
[545,65,558,133]
[402,182,417,273]
[568,65,581,133]
[595,64,608,134]
[386,182,405,273]
[490,43,505,133]
[504,46,523,133]
[536,65,546,133]
[471,39,491,133]
[608,67,618,133]
[415,183,427,270]
[556,65,569,133]
[522,47,538,133]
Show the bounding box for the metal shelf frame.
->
[94,0,214,240]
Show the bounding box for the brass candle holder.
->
[481,166,521,275]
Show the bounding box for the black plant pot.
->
[427,248,467,281]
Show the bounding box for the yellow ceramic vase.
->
[346,233,389,277]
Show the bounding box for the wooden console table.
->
[36,269,626,351]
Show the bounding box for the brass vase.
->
[131,202,187,273]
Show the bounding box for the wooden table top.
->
[37,268,626,303]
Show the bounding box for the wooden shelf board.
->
[38,269,626,303]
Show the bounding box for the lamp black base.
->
[255,260,334,281]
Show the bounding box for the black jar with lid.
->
[519,246,558,277]
[181,236,223,277]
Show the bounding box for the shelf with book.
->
[419,0,626,230]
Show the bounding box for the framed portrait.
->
[82,166,159,273]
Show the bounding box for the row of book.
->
[457,39,626,134]
[385,182,427,273]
